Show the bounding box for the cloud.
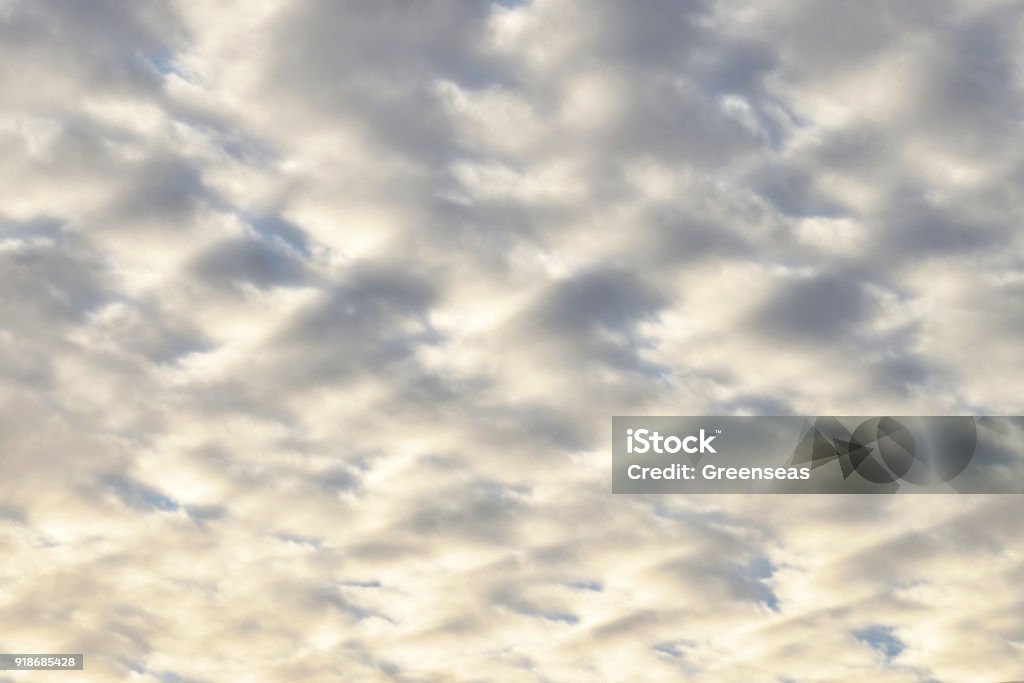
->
[2,0,1024,681]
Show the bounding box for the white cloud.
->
[2,1,1024,681]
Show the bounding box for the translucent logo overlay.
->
[612,417,1024,494]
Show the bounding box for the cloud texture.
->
[2,0,1024,680]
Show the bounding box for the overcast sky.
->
[2,1,1024,681]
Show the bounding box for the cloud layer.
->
[2,0,1024,680]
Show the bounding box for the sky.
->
[1,0,1024,681]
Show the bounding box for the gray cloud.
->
[2,0,1024,681]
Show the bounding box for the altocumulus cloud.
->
[1,0,1024,681]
